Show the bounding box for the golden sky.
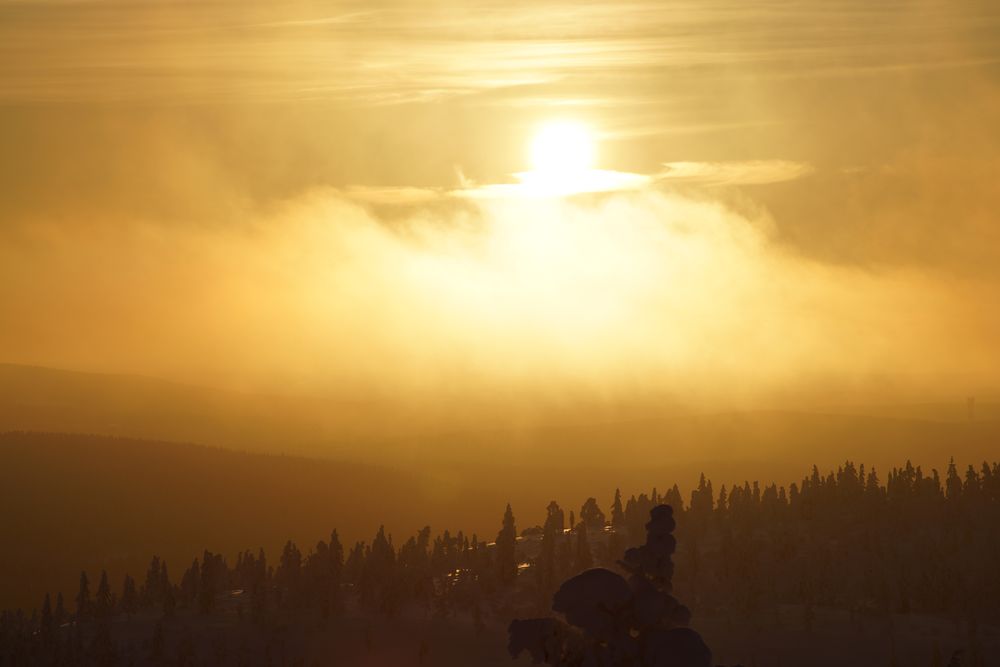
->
[1,0,999,408]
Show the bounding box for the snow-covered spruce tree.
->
[508,504,711,667]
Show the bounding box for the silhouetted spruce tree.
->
[161,563,176,617]
[536,513,558,602]
[946,458,962,505]
[40,594,53,643]
[325,529,345,614]
[344,541,366,586]
[305,534,343,615]
[180,558,199,608]
[75,571,91,620]
[143,556,162,608]
[545,501,566,534]
[496,504,518,585]
[330,529,345,580]
[689,474,714,533]
[580,497,606,532]
[717,485,729,521]
[199,551,221,614]
[305,542,327,611]
[664,484,684,511]
[257,547,268,585]
[95,570,112,618]
[121,574,138,616]
[277,540,303,604]
[612,488,626,529]
[55,592,67,626]
[625,497,643,543]
[361,526,396,613]
[399,527,433,608]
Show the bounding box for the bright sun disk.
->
[529,121,596,175]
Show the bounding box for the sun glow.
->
[514,121,622,196]
[459,119,645,199]
[530,121,596,175]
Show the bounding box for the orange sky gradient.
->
[1,0,999,418]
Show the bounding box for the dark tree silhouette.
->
[54,592,66,626]
[121,574,138,616]
[75,571,90,620]
[580,497,606,532]
[143,556,162,607]
[537,511,559,602]
[277,540,303,598]
[360,526,396,613]
[546,501,566,534]
[39,594,52,643]
[612,488,626,529]
[497,503,518,585]
[161,562,176,617]
[180,558,199,607]
[94,570,112,619]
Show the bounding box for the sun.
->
[529,121,596,176]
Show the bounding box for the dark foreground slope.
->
[6,582,997,666]
[3,439,1000,666]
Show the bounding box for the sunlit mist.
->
[0,0,997,412]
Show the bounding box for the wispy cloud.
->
[342,186,448,205]
[658,161,814,186]
[338,160,812,204]
[1,0,997,104]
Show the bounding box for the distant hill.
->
[406,408,1000,485]
[2,363,997,474]
[0,363,368,457]
[820,398,1000,423]
[0,431,434,610]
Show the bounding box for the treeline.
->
[0,524,509,666]
[0,458,997,665]
[666,458,1000,626]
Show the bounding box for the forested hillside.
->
[2,435,999,665]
